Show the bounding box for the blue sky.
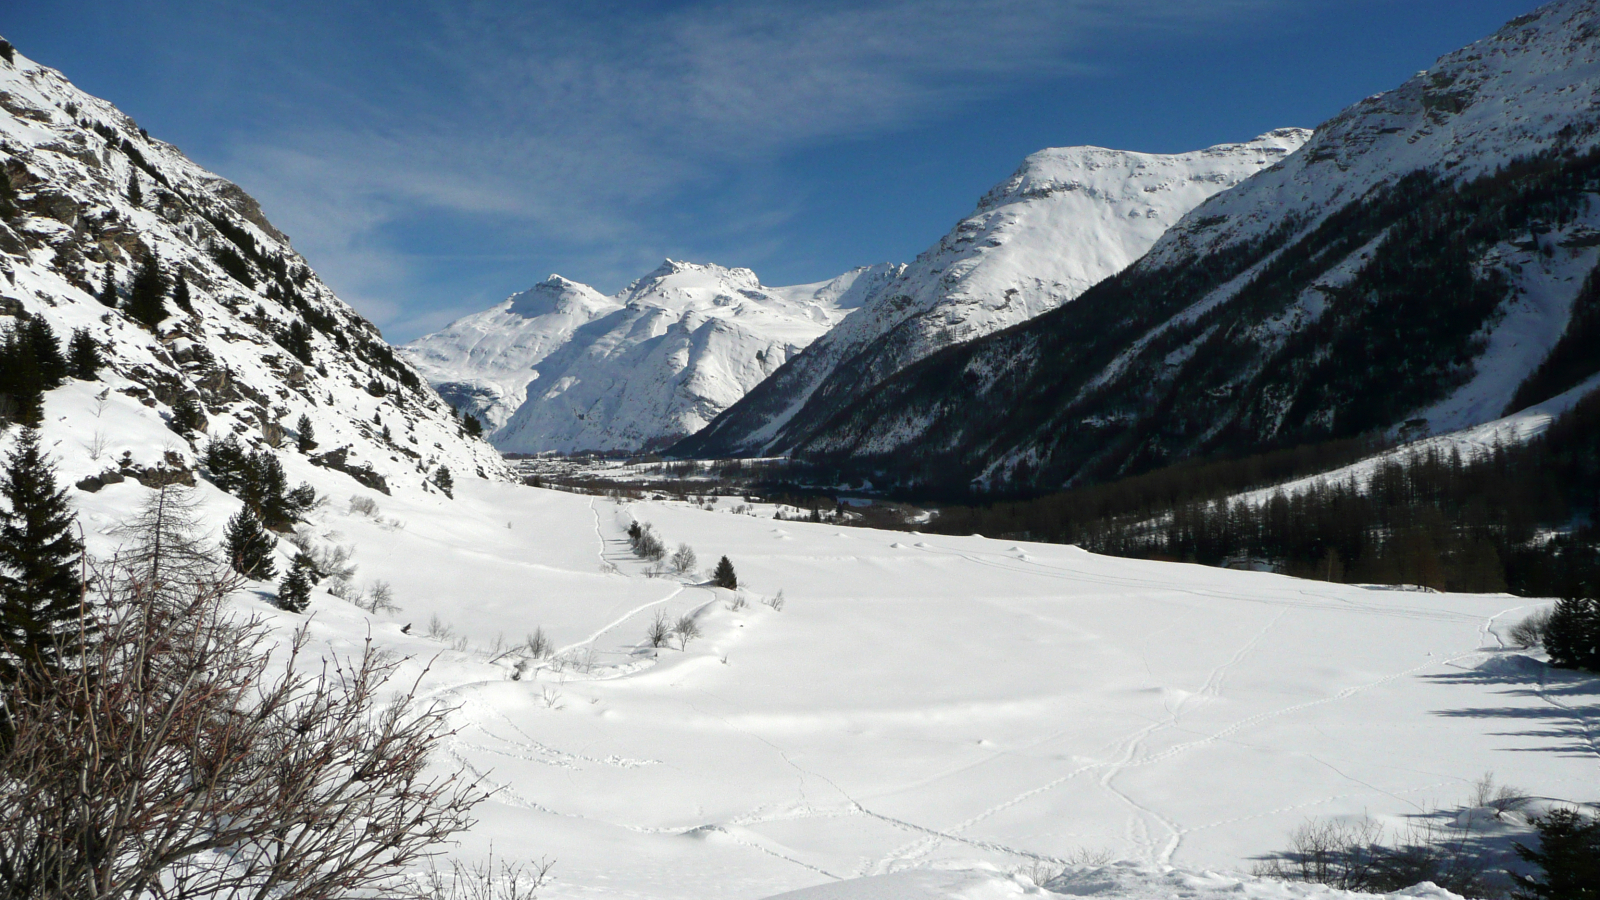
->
[8,1,1538,342]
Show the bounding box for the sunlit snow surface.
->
[66,448,1591,900]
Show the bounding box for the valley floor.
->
[124,470,1597,899]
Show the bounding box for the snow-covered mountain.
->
[402,276,620,433]
[0,40,508,495]
[781,0,1600,494]
[407,259,898,453]
[676,129,1310,458]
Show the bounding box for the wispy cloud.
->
[200,0,1292,338]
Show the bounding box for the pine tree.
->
[24,318,66,390]
[0,326,45,428]
[241,450,292,527]
[463,412,484,438]
[169,393,204,435]
[203,433,249,492]
[223,507,276,581]
[295,414,316,453]
[276,553,314,613]
[1512,808,1600,900]
[68,328,103,380]
[712,556,737,590]
[171,271,193,313]
[0,429,85,670]
[1544,594,1600,672]
[433,465,453,498]
[124,252,167,330]
[127,172,142,207]
[97,267,119,308]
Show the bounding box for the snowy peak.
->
[770,1,1600,493]
[676,129,1310,459]
[402,278,621,432]
[506,275,615,319]
[405,259,890,453]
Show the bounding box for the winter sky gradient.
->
[9,1,1538,341]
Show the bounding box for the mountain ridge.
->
[777,0,1600,495]
[674,128,1311,458]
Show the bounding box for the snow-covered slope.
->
[786,0,1600,493]
[473,260,896,453]
[401,276,620,433]
[69,473,1588,900]
[677,130,1309,458]
[0,40,508,492]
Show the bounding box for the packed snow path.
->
[195,481,1593,900]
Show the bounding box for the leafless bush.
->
[422,851,553,900]
[0,563,486,899]
[1254,819,1387,891]
[627,522,666,561]
[727,591,747,612]
[763,589,785,612]
[287,528,359,583]
[428,614,455,642]
[525,627,551,659]
[349,494,380,517]
[1255,811,1506,897]
[1508,608,1553,649]
[646,611,672,648]
[1468,772,1530,813]
[674,614,701,650]
[671,543,697,575]
[354,579,399,614]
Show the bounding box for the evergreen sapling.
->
[0,429,85,672]
[67,328,102,380]
[277,553,315,613]
[125,252,167,330]
[224,507,277,581]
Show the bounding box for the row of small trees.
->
[625,520,736,588]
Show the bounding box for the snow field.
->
[123,468,1591,900]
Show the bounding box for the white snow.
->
[687,130,1311,456]
[26,358,1598,900]
[404,261,898,452]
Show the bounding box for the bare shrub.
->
[646,611,672,648]
[354,579,399,614]
[763,589,785,612]
[525,627,551,659]
[627,521,666,561]
[349,494,380,517]
[1253,819,1387,891]
[422,850,553,900]
[428,614,455,642]
[727,591,747,611]
[1508,607,1553,649]
[1255,810,1509,897]
[286,528,358,584]
[671,543,697,575]
[0,562,486,898]
[1468,771,1530,813]
[674,614,701,650]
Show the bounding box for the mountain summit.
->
[404,260,896,453]
[674,129,1310,458]
[778,0,1600,493]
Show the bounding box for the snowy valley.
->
[0,3,1597,899]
